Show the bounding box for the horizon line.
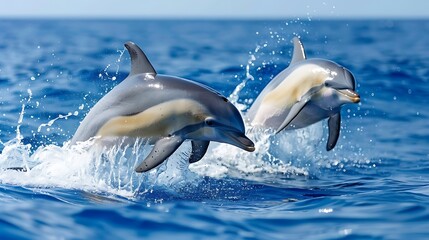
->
[0,16,428,21]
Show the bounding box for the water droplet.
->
[30,76,35,81]
[339,229,352,235]
[319,208,333,213]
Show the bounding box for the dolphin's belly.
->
[96,99,205,139]
[252,101,332,131]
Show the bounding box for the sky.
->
[0,0,428,19]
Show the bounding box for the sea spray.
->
[0,137,199,198]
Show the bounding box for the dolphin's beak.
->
[220,130,255,152]
[338,89,360,103]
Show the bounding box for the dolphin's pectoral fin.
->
[290,37,306,65]
[276,84,324,133]
[327,113,341,151]
[124,41,157,76]
[189,140,210,163]
[135,136,184,172]
[276,100,309,133]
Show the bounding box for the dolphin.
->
[71,41,255,172]
[247,37,360,151]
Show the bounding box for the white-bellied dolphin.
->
[71,42,255,172]
[247,37,360,151]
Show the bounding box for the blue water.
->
[0,19,428,239]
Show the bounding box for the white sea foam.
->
[0,117,326,199]
[0,137,200,198]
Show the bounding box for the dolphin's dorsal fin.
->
[290,37,306,65]
[124,41,157,76]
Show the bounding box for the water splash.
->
[37,112,78,133]
[16,89,33,142]
[8,89,34,171]
[0,137,198,198]
[190,123,325,181]
[99,47,126,81]
[0,112,320,199]
[229,45,260,111]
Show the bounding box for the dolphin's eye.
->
[325,81,332,87]
[222,97,228,102]
[205,118,215,126]
[325,80,348,90]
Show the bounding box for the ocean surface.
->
[0,19,428,239]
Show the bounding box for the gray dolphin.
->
[247,37,360,151]
[71,41,255,172]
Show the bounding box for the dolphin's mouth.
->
[338,89,360,103]
[222,131,255,152]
